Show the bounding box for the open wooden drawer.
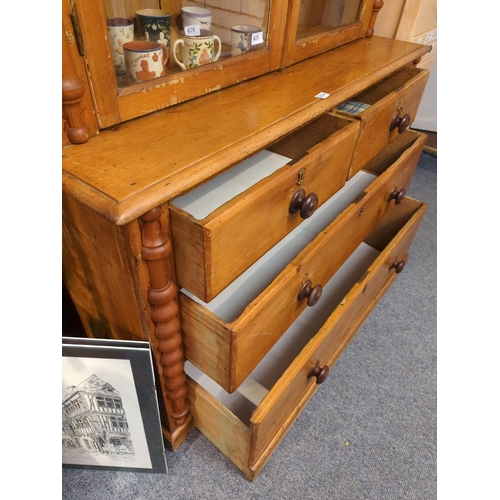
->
[335,66,429,178]
[169,114,359,302]
[179,130,427,393]
[185,196,428,480]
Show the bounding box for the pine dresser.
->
[63,0,431,480]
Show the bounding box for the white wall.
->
[413,57,437,132]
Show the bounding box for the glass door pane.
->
[296,0,362,42]
[102,0,271,90]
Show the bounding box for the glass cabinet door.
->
[281,0,375,68]
[72,0,287,128]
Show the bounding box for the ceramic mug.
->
[123,41,168,83]
[181,6,212,32]
[231,25,264,56]
[107,18,134,74]
[135,9,171,48]
[173,30,221,71]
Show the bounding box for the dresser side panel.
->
[62,193,146,341]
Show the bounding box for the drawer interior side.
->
[350,67,428,106]
[364,196,424,251]
[180,296,233,386]
[362,130,422,176]
[187,378,252,477]
[170,209,209,301]
[267,114,355,158]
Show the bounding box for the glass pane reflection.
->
[296,0,362,41]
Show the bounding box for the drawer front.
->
[170,115,359,303]
[337,67,429,178]
[186,197,427,480]
[181,131,427,393]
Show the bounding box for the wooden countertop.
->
[62,36,429,225]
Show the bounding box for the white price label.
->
[251,32,264,45]
[315,92,330,99]
[184,25,200,36]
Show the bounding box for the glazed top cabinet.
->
[63,0,382,137]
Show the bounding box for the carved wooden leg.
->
[140,207,189,428]
[366,0,384,38]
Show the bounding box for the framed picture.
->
[62,337,168,474]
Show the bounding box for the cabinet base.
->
[162,415,195,452]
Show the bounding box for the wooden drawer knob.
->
[388,188,406,205]
[289,189,319,219]
[308,361,330,384]
[390,259,406,274]
[390,113,411,134]
[298,280,323,306]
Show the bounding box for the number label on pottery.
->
[185,25,200,36]
[251,32,264,45]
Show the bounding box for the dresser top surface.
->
[62,37,429,224]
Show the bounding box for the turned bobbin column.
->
[140,207,189,428]
[366,0,384,38]
[62,22,89,144]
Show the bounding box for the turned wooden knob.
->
[308,361,330,384]
[298,279,322,306]
[289,189,319,219]
[388,188,406,205]
[389,113,411,134]
[390,260,406,274]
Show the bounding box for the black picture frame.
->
[62,337,167,474]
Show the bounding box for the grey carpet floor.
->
[62,151,437,500]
